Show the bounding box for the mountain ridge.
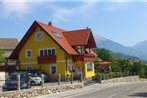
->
[94,35,147,60]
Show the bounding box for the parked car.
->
[38,72,50,83]
[18,69,50,84]
[28,73,41,86]
[27,70,50,83]
[2,72,31,91]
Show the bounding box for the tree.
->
[95,48,113,61]
[111,64,122,72]
[0,50,4,63]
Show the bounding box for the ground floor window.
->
[26,66,32,71]
[87,62,93,71]
[50,64,57,74]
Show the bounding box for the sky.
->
[0,0,147,47]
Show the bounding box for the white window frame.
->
[26,49,32,58]
[39,48,56,56]
[50,64,57,74]
[36,32,44,41]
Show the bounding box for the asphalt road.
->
[37,82,147,98]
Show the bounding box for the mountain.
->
[132,40,147,54]
[112,52,140,61]
[94,35,147,60]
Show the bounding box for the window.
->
[26,66,32,71]
[76,46,82,54]
[87,62,93,71]
[48,49,51,55]
[36,32,44,41]
[44,50,48,56]
[53,32,61,38]
[39,48,55,56]
[52,49,55,55]
[50,64,56,74]
[40,50,43,56]
[26,50,32,58]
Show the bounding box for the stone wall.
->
[0,83,83,98]
[101,76,140,84]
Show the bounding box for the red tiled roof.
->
[9,21,96,59]
[63,29,90,46]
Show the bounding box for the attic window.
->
[53,32,61,39]
[36,32,44,41]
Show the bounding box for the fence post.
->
[41,74,44,87]
[107,74,108,80]
[70,73,73,84]
[58,74,61,85]
[80,72,83,82]
[17,74,20,91]
[99,74,102,83]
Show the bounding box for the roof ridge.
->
[36,21,66,32]
[63,28,91,33]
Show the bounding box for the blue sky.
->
[0,0,147,47]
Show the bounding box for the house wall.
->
[19,27,68,78]
[18,26,95,80]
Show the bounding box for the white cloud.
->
[1,0,31,18]
[1,0,98,20]
[105,3,129,12]
[50,1,97,23]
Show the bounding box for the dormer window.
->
[53,32,61,39]
[36,32,44,41]
[76,46,82,54]
[75,46,85,54]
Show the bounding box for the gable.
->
[9,21,78,59]
[63,29,90,46]
[86,31,97,48]
[63,29,97,48]
[19,26,67,62]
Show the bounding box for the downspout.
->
[65,52,68,81]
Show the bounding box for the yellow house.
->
[9,21,97,80]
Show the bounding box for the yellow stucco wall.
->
[19,26,68,77]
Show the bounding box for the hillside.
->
[94,35,147,60]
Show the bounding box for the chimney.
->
[48,21,52,26]
[86,27,89,29]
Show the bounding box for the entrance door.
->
[74,67,81,80]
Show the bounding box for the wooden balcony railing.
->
[37,55,56,64]
[73,54,96,62]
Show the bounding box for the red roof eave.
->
[99,61,112,65]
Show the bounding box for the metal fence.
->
[95,72,138,83]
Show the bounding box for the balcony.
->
[37,55,56,64]
[73,54,96,62]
